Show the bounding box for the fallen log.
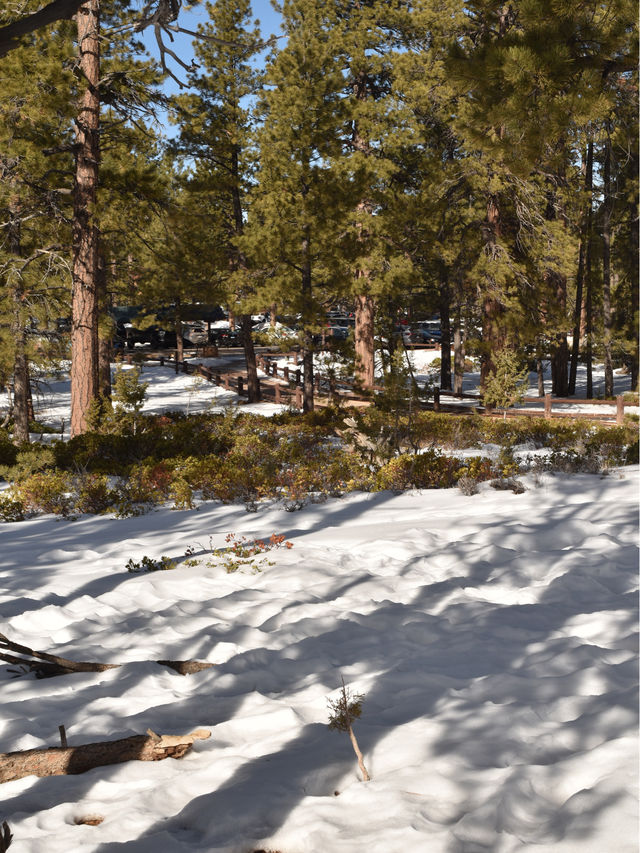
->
[0,728,211,784]
[0,634,213,678]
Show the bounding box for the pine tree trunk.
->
[302,337,314,412]
[70,0,100,437]
[629,196,639,391]
[98,335,111,399]
[602,130,614,398]
[241,314,260,402]
[569,142,593,395]
[11,323,30,444]
[537,358,545,396]
[175,320,184,369]
[453,322,465,395]
[480,194,504,390]
[27,374,34,422]
[355,294,375,389]
[352,72,376,391]
[97,250,111,399]
[550,272,569,396]
[585,231,593,398]
[301,231,314,412]
[8,204,29,444]
[439,275,452,390]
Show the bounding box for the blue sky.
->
[142,0,282,135]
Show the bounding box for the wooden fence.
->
[432,388,629,424]
[129,351,632,424]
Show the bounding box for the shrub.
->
[126,555,176,573]
[0,493,25,522]
[211,532,293,573]
[490,477,526,494]
[454,456,496,482]
[74,474,116,515]
[0,436,18,470]
[375,450,461,491]
[12,470,73,516]
[0,446,57,482]
[170,477,195,510]
[457,476,479,496]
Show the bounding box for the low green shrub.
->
[12,470,73,516]
[74,473,116,515]
[0,435,19,470]
[0,445,57,482]
[126,555,177,573]
[0,492,25,522]
[375,450,461,491]
[1,405,636,520]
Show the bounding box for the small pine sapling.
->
[482,348,529,419]
[328,679,370,782]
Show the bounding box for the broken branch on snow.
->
[0,633,213,678]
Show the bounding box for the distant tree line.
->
[0,0,637,435]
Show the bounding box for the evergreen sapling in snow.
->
[328,679,370,782]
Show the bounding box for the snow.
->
[2,356,638,853]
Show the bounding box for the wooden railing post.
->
[283,365,289,381]
[433,387,440,412]
[295,369,301,385]
[616,395,624,425]
[275,383,281,404]
[295,387,302,408]
[544,393,552,419]
[237,377,244,396]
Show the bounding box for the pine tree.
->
[242,0,352,411]
[170,0,263,401]
[333,0,423,388]
[69,0,164,433]
[0,14,75,442]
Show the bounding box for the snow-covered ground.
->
[1,469,638,852]
[2,352,638,853]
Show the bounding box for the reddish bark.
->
[70,0,100,436]
[354,294,375,389]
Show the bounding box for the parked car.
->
[182,322,208,345]
[410,325,441,345]
[325,323,351,340]
[393,325,412,345]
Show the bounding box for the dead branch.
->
[157,659,214,675]
[0,634,212,678]
[0,821,11,852]
[0,633,118,677]
[0,728,211,784]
